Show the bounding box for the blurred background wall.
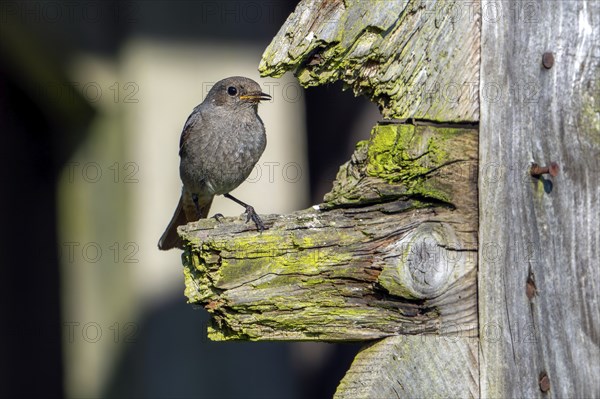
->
[0,1,379,398]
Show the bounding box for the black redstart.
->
[158,76,271,250]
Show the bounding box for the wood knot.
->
[377,223,463,299]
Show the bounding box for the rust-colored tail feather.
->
[158,190,213,250]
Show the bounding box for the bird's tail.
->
[158,190,213,250]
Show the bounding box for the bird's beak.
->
[240,92,272,102]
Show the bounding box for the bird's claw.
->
[244,206,265,232]
[212,213,225,223]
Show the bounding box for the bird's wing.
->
[179,108,201,156]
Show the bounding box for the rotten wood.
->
[259,0,480,122]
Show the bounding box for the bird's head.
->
[206,76,271,110]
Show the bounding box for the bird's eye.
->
[227,86,238,96]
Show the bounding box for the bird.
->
[158,76,271,250]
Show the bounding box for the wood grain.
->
[335,335,479,398]
[479,0,600,397]
[260,0,480,122]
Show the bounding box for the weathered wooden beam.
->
[259,0,480,121]
[181,123,478,341]
[480,0,600,397]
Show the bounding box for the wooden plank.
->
[335,335,479,398]
[479,0,600,397]
[259,0,480,121]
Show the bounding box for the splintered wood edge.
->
[259,0,480,121]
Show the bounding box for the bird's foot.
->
[244,206,265,232]
[212,213,225,223]
[223,193,265,232]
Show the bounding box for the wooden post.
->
[179,0,599,396]
[479,0,600,397]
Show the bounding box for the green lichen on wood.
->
[366,124,450,200]
[178,201,479,341]
[259,0,480,121]
[323,123,473,209]
[579,66,600,147]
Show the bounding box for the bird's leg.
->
[191,193,202,219]
[223,193,265,232]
